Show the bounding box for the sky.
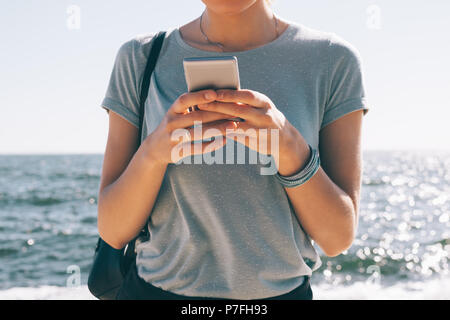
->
[0,0,449,154]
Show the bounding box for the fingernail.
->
[226,121,237,129]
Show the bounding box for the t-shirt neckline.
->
[173,21,295,56]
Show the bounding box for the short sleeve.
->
[321,35,369,130]
[100,39,142,128]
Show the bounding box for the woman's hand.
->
[196,89,311,175]
[142,89,236,165]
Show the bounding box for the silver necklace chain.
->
[199,11,279,52]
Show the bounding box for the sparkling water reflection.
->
[0,150,449,291]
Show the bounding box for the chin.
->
[201,0,259,15]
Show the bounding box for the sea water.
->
[0,150,448,299]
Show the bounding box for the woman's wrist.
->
[275,145,320,188]
[277,125,311,176]
[141,130,170,166]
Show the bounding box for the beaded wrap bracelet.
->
[275,144,320,188]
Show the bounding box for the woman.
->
[98,0,369,300]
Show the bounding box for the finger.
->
[225,122,278,156]
[186,119,236,140]
[196,101,262,122]
[171,110,235,129]
[171,136,227,163]
[189,136,227,156]
[215,89,269,108]
[224,121,259,140]
[170,90,217,114]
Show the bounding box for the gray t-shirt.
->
[100,21,369,299]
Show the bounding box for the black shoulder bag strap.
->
[138,31,166,145]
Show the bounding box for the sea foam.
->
[0,278,448,300]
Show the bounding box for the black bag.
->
[88,31,166,300]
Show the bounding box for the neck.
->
[200,1,277,52]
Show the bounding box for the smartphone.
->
[183,56,242,121]
[183,56,240,92]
